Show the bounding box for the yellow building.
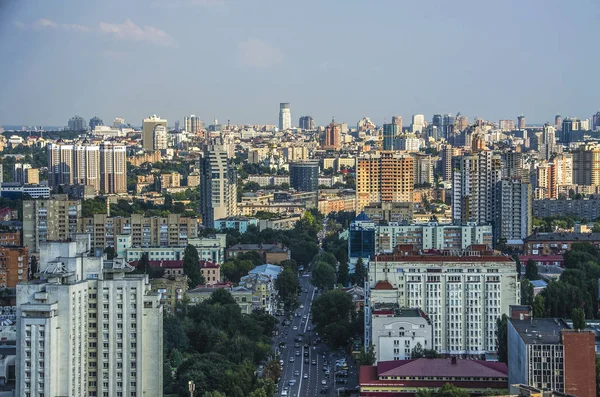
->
[142,115,167,150]
[150,275,188,313]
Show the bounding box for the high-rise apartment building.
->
[89,116,104,130]
[498,120,515,131]
[368,244,519,355]
[555,114,562,129]
[508,318,596,397]
[22,194,82,253]
[48,140,127,194]
[67,115,88,131]
[279,103,292,130]
[289,160,319,193]
[554,153,573,186]
[382,123,399,151]
[153,124,168,151]
[411,114,425,134]
[411,153,434,185]
[440,144,456,181]
[323,120,341,150]
[456,114,469,131]
[16,235,163,397]
[298,116,315,130]
[184,114,202,134]
[593,111,600,131]
[199,139,238,228]
[452,150,501,225]
[356,151,414,213]
[13,163,32,183]
[496,178,532,240]
[0,246,28,288]
[517,115,526,129]
[391,116,402,127]
[573,143,600,186]
[561,117,580,144]
[142,115,168,150]
[502,151,527,180]
[80,213,199,251]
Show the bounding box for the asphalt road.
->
[275,274,358,397]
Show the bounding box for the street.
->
[275,273,358,397]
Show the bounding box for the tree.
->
[263,359,282,383]
[137,253,150,274]
[206,288,236,305]
[525,259,539,280]
[311,290,354,348]
[104,246,116,260]
[354,257,366,285]
[338,260,349,286]
[311,261,336,291]
[436,383,469,397]
[275,267,300,312]
[496,314,508,363]
[357,344,376,365]
[411,342,424,358]
[416,390,433,397]
[533,294,545,318]
[221,259,255,283]
[183,244,205,288]
[572,308,586,330]
[513,255,522,277]
[520,279,534,306]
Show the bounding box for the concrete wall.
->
[507,320,527,394]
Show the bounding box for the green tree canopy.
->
[311,261,336,291]
[520,279,534,306]
[525,259,539,280]
[206,289,236,306]
[221,259,255,283]
[496,314,508,363]
[572,308,586,330]
[533,294,545,318]
[275,267,300,312]
[183,244,205,288]
[353,257,366,285]
[311,290,354,347]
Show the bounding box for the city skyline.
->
[1,0,599,126]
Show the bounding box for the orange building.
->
[356,151,414,213]
[322,120,341,150]
[0,231,20,246]
[0,246,28,287]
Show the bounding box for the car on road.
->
[311,360,316,365]
[335,379,347,384]
[304,358,309,364]
[292,326,298,331]
[307,327,311,331]
[288,379,296,386]
[294,370,300,376]
[303,373,308,379]
[280,360,284,366]
[321,380,327,385]
[294,343,300,348]
[304,289,308,293]
[302,315,307,319]
[300,305,304,309]
[304,351,309,357]
[289,357,295,363]
[320,388,328,394]
[281,391,288,396]
[295,351,300,356]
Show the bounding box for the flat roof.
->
[510,318,570,345]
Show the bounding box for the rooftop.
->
[129,259,219,269]
[525,232,600,242]
[228,243,289,253]
[510,318,570,345]
[375,244,512,263]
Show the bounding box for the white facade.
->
[121,234,226,264]
[16,235,163,397]
[368,247,519,356]
[153,124,168,150]
[279,103,292,130]
[411,114,425,133]
[371,309,433,362]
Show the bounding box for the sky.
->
[0,0,599,127]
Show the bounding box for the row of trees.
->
[163,289,278,396]
[310,289,362,348]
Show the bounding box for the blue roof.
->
[354,212,371,222]
[249,264,282,278]
[530,280,548,288]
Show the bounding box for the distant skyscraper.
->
[199,139,238,228]
[113,117,126,127]
[323,120,341,150]
[517,115,526,130]
[67,115,87,131]
[100,141,127,194]
[443,114,455,138]
[456,115,469,131]
[432,114,443,133]
[142,115,167,150]
[13,163,32,184]
[561,117,580,144]
[555,114,562,129]
[452,150,501,225]
[392,116,403,128]
[496,177,532,240]
[382,123,399,151]
[498,120,515,131]
[279,103,292,130]
[174,120,180,131]
[289,160,319,193]
[298,116,315,130]
[440,144,455,181]
[573,143,600,186]
[356,151,414,213]
[153,125,168,150]
[593,112,600,131]
[89,116,104,130]
[411,114,425,134]
[184,114,202,134]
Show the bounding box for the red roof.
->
[374,280,394,290]
[129,259,219,269]
[376,359,507,378]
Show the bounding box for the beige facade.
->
[356,151,414,213]
[142,115,167,150]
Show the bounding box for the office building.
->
[89,116,103,130]
[279,103,292,130]
[443,113,455,138]
[0,183,51,199]
[356,151,414,213]
[555,114,562,129]
[81,213,199,251]
[289,160,319,193]
[561,117,580,144]
[349,212,376,260]
[411,114,425,134]
[153,124,168,150]
[452,150,501,225]
[298,115,315,130]
[184,114,202,134]
[496,178,532,240]
[382,123,399,151]
[67,115,87,131]
[323,120,342,150]
[0,246,28,288]
[368,244,519,355]
[593,111,600,130]
[22,194,81,253]
[142,115,168,150]
[370,307,433,362]
[573,143,600,186]
[199,139,238,228]
[16,235,163,397]
[13,163,31,184]
[517,115,526,129]
[508,318,596,397]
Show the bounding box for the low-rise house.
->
[524,232,600,255]
[186,283,254,314]
[359,358,509,396]
[214,216,258,233]
[227,243,290,264]
[129,259,221,285]
[150,275,188,313]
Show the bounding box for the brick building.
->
[129,259,221,285]
[0,246,28,287]
[523,232,600,255]
[0,231,21,246]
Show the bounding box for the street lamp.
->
[188,380,196,397]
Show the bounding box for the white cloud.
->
[34,18,58,29]
[99,19,178,48]
[14,21,25,29]
[62,23,90,32]
[16,18,89,32]
[238,38,282,68]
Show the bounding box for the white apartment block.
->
[16,234,163,397]
[121,234,226,264]
[371,307,433,363]
[367,245,518,356]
